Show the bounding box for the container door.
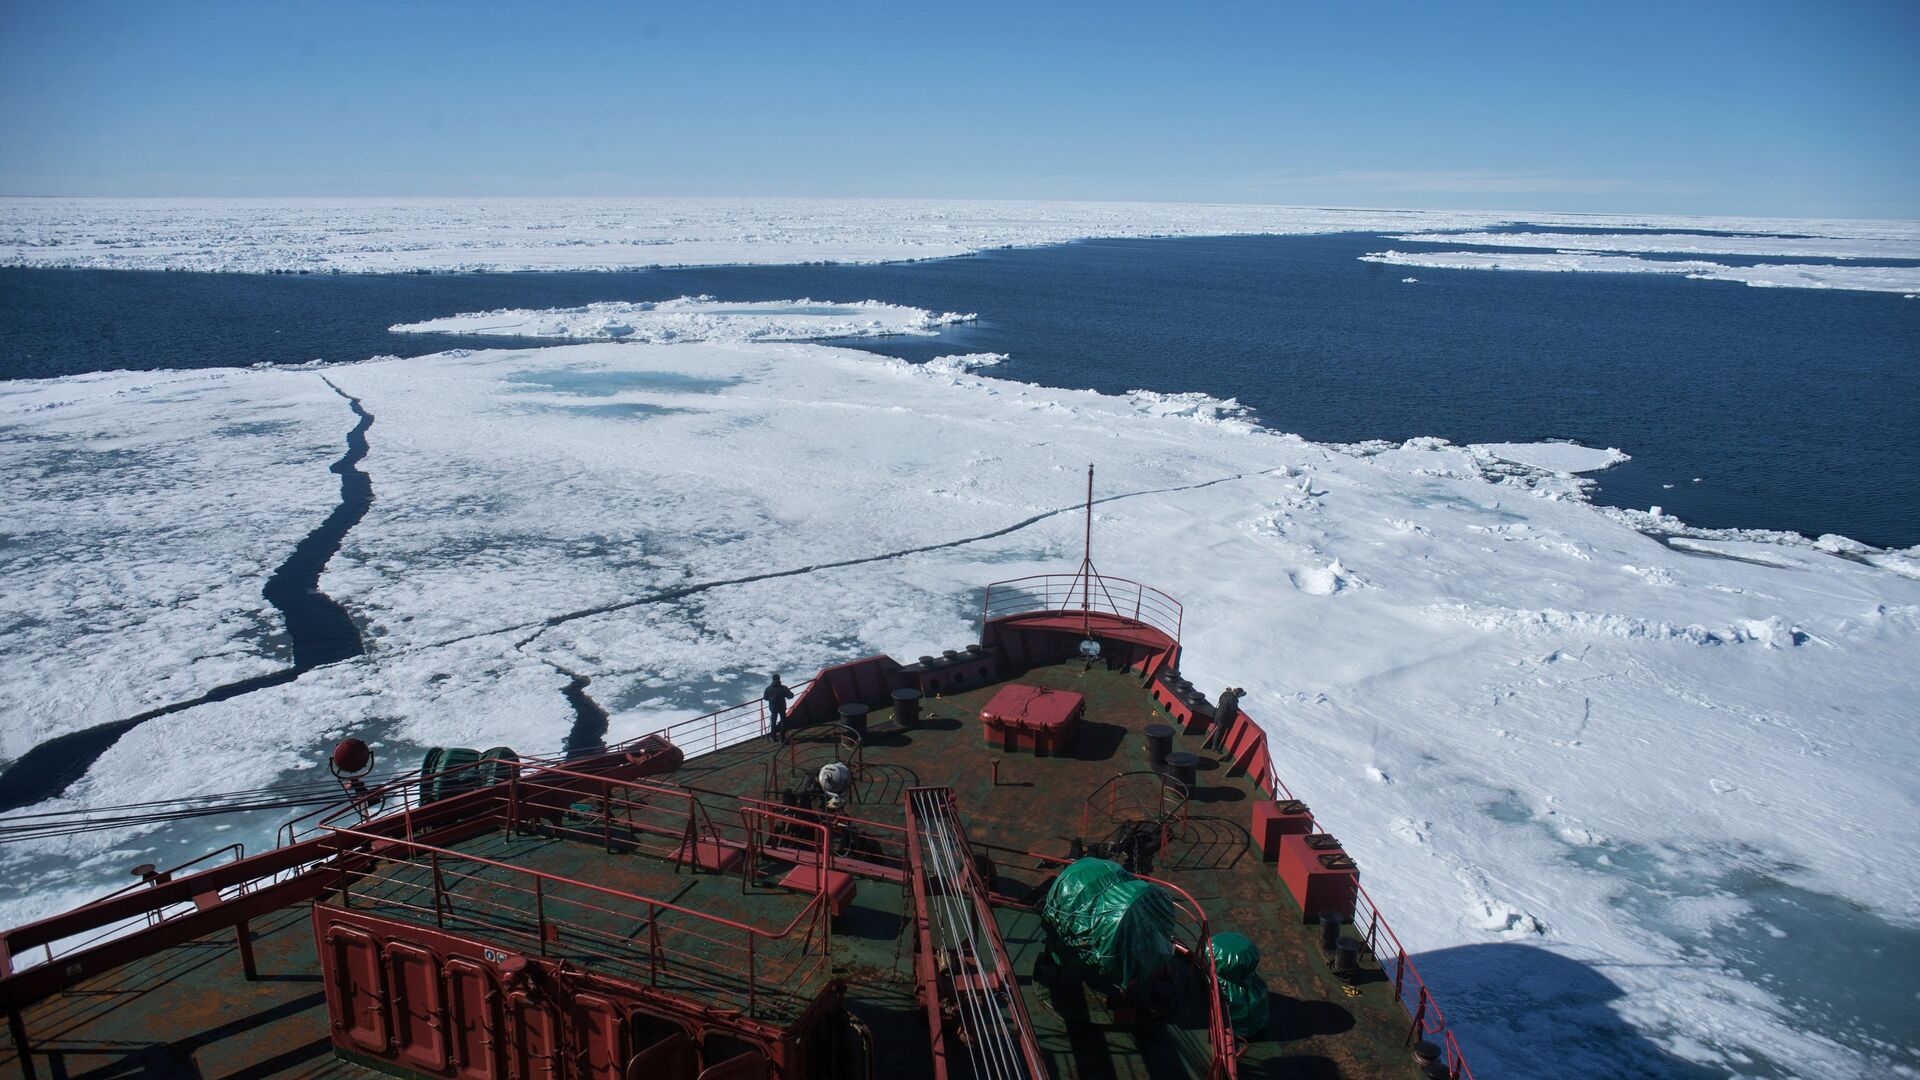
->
[385,941,449,1072]
[323,925,389,1053]
[447,958,503,1080]
[571,992,626,1080]
[508,990,562,1080]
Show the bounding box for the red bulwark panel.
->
[1278,833,1359,923]
[386,941,449,1072]
[447,958,505,1080]
[509,990,563,1080]
[323,925,389,1054]
[980,684,1084,756]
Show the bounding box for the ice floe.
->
[1360,249,1920,294]
[389,295,972,343]
[920,352,1010,376]
[1386,230,1920,261]
[2,338,1918,1077]
[1471,441,1630,474]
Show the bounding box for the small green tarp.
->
[1208,931,1270,1035]
[1041,858,1176,984]
[421,745,517,804]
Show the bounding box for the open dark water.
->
[3,232,1916,546]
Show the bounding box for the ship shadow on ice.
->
[1407,942,1723,1079]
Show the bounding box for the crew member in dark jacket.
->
[1206,686,1244,751]
[764,674,795,742]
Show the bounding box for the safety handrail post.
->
[506,765,519,841]
[648,903,661,986]
[429,849,446,930]
[533,876,547,956]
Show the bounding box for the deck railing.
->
[319,790,835,1020]
[1024,849,1237,1079]
[981,573,1183,644]
[1156,874,1239,1080]
[602,683,812,761]
[272,680,815,851]
[1080,769,1189,856]
[1245,709,1474,1078]
[5,844,253,973]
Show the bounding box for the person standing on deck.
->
[764,674,795,743]
[1206,687,1245,752]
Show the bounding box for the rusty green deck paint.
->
[2,662,1422,1079]
[0,903,363,1078]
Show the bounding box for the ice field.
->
[3,313,1918,1076]
[8,196,1920,292]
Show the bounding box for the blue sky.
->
[1,0,1915,217]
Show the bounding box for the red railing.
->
[602,681,814,761]
[274,680,816,850]
[5,844,252,972]
[1242,708,1474,1078]
[1025,849,1237,1079]
[328,836,833,1020]
[981,572,1183,644]
[1080,770,1189,856]
[318,778,836,1020]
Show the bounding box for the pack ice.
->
[2,334,1917,1078]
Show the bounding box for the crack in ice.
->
[0,376,376,812]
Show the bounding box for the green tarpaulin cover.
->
[421,745,517,804]
[1041,858,1176,983]
[1208,931,1270,1035]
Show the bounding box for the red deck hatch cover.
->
[980,684,1085,731]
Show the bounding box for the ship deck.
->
[3,661,1419,1079]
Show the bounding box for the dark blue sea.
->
[3,231,1916,546]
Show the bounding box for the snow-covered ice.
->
[921,352,1010,376]
[3,336,1919,1077]
[1359,249,1920,294]
[1385,230,1920,262]
[0,368,356,757]
[389,295,972,343]
[1471,441,1630,475]
[9,195,1920,278]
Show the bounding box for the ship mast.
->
[1074,464,1097,636]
